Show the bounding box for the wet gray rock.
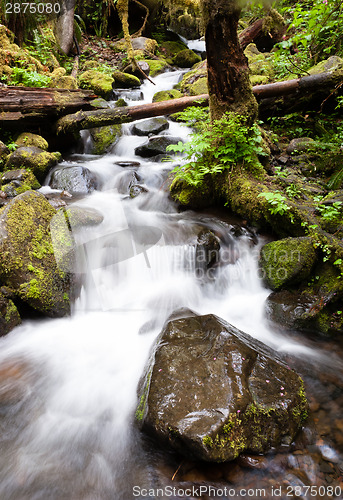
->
[49,166,98,195]
[135,136,183,158]
[195,229,220,279]
[130,184,148,198]
[136,311,308,462]
[131,118,169,137]
[115,170,141,195]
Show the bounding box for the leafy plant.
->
[257,191,292,219]
[167,108,267,187]
[274,166,289,178]
[317,202,342,222]
[285,183,302,198]
[10,67,51,87]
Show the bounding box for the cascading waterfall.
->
[0,69,342,500]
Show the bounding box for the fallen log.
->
[0,86,96,126]
[55,94,209,135]
[55,70,342,135]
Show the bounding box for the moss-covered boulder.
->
[152,89,182,102]
[308,55,343,75]
[141,59,169,77]
[0,292,21,336]
[286,138,315,155]
[259,237,317,291]
[173,48,201,68]
[112,70,140,89]
[131,37,158,54]
[89,125,122,155]
[79,70,114,99]
[5,147,61,183]
[265,263,343,336]
[244,44,274,84]
[15,133,49,151]
[0,25,45,80]
[159,40,188,60]
[48,67,78,90]
[0,191,71,317]
[0,141,10,169]
[1,169,41,197]
[179,60,207,95]
[137,311,308,462]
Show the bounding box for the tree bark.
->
[55,0,76,55]
[199,0,258,122]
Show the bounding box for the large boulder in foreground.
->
[0,191,71,317]
[136,311,308,462]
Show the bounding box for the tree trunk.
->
[55,0,76,55]
[199,0,258,122]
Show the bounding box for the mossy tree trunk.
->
[200,0,258,123]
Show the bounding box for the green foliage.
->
[167,108,266,187]
[285,183,302,198]
[317,202,342,222]
[274,166,289,178]
[10,67,51,87]
[274,0,343,77]
[257,191,292,218]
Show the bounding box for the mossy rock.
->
[173,49,201,68]
[159,40,188,59]
[1,168,41,197]
[152,89,183,102]
[89,124,122,155]
[0,26,45,77]
[49,74,78,90]
[0,191,71,317]
[90,98,111,109]
[142,59,169,77]
[0,141,10,169]
[137,311,308,461]
[15,133,49,151]
[5,147,61,183]
[0,292,21,337]
[112,70,140,89]
[79,70,114,99]
[179,60,207,94]
[131,37,158,54]
[259,237,317,291]
[308,55,343,75]
[244,44,274,81]
[188,77,208,96]
[82,60,99,70]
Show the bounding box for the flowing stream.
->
[0,70,342,500]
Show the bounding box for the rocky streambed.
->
[0,59,342,500]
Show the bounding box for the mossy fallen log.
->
[54,69,342,135]
[0,86,96,127]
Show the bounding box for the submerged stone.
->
[137,311,308,462]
